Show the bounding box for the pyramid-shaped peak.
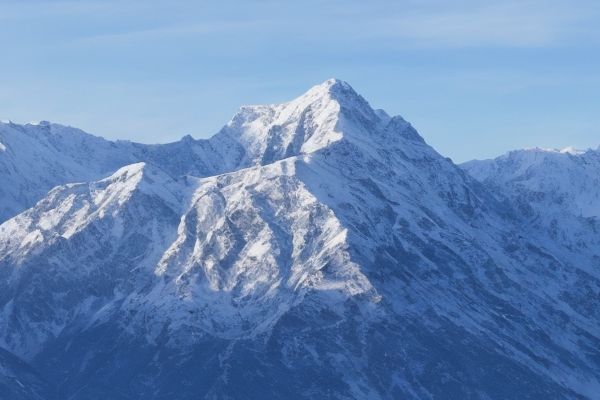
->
[273,78,375,127]
[213,79,416,168]
[300,78,361,103]
[230,79,368,122]
[312,78,354,91]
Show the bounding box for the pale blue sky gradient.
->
[1,0,600,161]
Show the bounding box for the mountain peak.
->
[305,78,354,96]
[318,77,348,87]
[27,120,52,127]
[3,79,600,399]
[214,79,388,166]
[297,78,368,111]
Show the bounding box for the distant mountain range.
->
[0,79,598,399]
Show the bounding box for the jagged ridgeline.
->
[0,80,599,399]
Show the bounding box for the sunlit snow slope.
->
[0,80,599,400]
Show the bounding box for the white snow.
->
[0,79,599,398]
[463,146,600,218]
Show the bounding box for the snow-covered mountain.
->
[0,79,388,223]
[463,147,600,218]
[0,80,599,399]
[462,147,600,254]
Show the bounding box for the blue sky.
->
[1,0,599,162]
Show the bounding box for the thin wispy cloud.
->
[328,0,600,48]
[374,4,576,47]
[71,20,272,46]
[8,0,598,49]
[1,0,599,161]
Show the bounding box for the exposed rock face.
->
[0,80,599,399]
